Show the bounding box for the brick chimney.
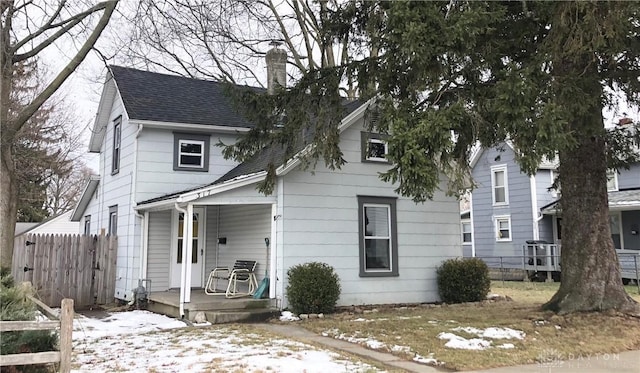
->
[266,41,287,95]
[618,113,633,126]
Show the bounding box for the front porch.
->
[148,289,279,323]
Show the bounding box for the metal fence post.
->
[500,257,505,285]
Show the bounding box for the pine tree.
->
[228,1,640,314]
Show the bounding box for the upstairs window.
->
[606,169,618,191]
[361,132,389,163]
[173,133,210,171]
[111,116,121,174]
[491,165,509,205]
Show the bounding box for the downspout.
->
[469,192,476,257]
[128,124,144,299]
[174,202,188,318]
[269,204,278,299]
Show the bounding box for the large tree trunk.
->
[0,144,17,269]
[543,79,638,315]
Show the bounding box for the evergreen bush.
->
[436,258,491,303]
[286,262,341,315]
[1,269,57,372]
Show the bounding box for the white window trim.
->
[606,169,618,192]
[609,212,624,249]
[495,215,512,242]
[108,206,118,236]
[111,117,121,175]
[365,138,389,162]
[461,219,472,245]
[491,165,509,206]
[178,139,205,168]
[549,170,558,198]
[363,202,392,273]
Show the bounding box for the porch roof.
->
[541,189,640,214]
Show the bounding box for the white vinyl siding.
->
[279,117,461,307]
[147,211,172,291]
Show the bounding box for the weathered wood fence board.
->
[11,234,117,308]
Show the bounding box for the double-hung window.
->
[108,206,118,236]
[606,169,618,191]
[111,116,121,174]
[358,196,398,277]
[173,133,210,171]
[491,165,508,205]
[461,221,472,244]
[495,215,511,242]
[361,132,389,163]
[84,215,91,235]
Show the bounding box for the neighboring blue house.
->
[465,130,640,281]
[70,47,462,319]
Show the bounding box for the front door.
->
[170,208,204,288]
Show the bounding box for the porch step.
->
[205,308,280,324]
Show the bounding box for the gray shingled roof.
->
[541,188,640,213]
[137,99,364,206]
[110,65,261,127]
[608,189,640,207]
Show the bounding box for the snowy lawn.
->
[71,310,384,372]
[297,285,640,371]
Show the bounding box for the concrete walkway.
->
[255,323,444,373]
[257,323,640,373]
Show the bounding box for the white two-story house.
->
[71,48,463,317]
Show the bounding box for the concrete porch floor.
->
[147,289,279,323]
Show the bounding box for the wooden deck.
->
[147,289,278,323]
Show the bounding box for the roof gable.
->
[136,99,369,208]
[109,66,262,127]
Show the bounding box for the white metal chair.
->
[205,260,258,298]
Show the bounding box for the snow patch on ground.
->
[279,310,300,321]
[437,332,492,350]
[452,326,526,340]
[322,328,442,366]
[71,310,382,372]
[437,326,525,350]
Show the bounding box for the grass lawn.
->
[294,281,640,371]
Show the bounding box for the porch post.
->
[175,203,188,317]
[140,211,149,279]
[184,203,194,303]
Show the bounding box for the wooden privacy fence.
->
[0,297,74,373]
[12,234,117,308]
